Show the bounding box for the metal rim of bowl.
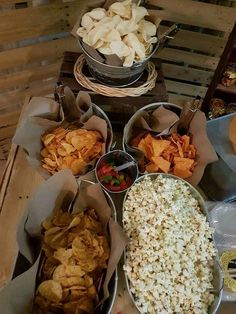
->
[79,38,159,69]
[122,101,183,152]
[122,173,224,314]
[95,149,139,194]
[79,179,118,313]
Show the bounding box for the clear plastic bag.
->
[207,201,236,301]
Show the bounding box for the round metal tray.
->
[122,173,223,314]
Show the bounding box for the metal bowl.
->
[95,150,139,194]
[122,102,182,153]
[122,173,223,314]
[80,39,159,87]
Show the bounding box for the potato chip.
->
[54,248,73,264]
[102,29,121,43]
[152,156,170,173]
[116,19,139,36]
[42,133,55,146]
[109,2,131,19]
[53,264,85,282]
[132,6,148,23]
[110,40,130,58]
[87,8,106,20]
[34,209,110,313]
[37,280,63,303]
[123,33,146,60]
[138,20,156,37]
[81,14,94,31]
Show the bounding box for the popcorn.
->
[123,175,216,314]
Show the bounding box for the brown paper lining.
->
[71,0,161,66]
[13,89,112,179]
[124,104,218,186]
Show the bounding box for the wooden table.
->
[0,52,167,313]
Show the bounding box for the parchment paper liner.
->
[123,103,218,186]
[0,170,128,313]
[13,88,112,179]
[71,0,162,66]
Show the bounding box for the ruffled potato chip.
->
[37,280,63,303]
[41,127,103,176]
[34,209,110,313]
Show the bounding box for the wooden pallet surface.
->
[0,0,236,158]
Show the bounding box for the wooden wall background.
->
[0,0,236,162]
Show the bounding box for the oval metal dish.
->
[122,173,223,314]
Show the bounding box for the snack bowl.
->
[122,173,223,314]
[95,150,138,194]
[122,101,182,152]
[80,38,159,87]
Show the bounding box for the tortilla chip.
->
[176,141,184,158]
[146,162,159,173]
[151,139,171,157]
[137,138,147,156]
[152,156,170,173]
[181,135,190,152]
[173,157,194,169]
[173,165,192,179]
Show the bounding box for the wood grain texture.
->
[0,78,57,111]
[165,79,208,97]
[0,36,79,72]
[0,62,61,92]
[162,63,213,85]
[0,1,84,44]
[157,48,219,70]
[159,25,226,56]
[148,0,236,32]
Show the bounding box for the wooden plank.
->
[0,61,61,92]
[168,93,195,107]
[162,63,213,86]
[0,2,84,44]
[0,37,80,72]
[148,0,236,32]
[0,126,16,142]
[0,97,43,288]
[159,25,226,56]
[0,78,57,111]
[0,111,20,128]
[157,47,219,70]
[165,79,208,97]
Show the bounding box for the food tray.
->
[122,173,223,314]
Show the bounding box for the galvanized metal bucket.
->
[122,173,223,314]
[80,39,159,87]
[79,24,179,87]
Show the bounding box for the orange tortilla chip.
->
[152,156,170,173]
[137,139,147,156]
[181,135,190,152]
[173,165,192,179]
[173,157,194,169]
[176,141,184,158]
[146,163,159,173]
[151,139,171,157]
